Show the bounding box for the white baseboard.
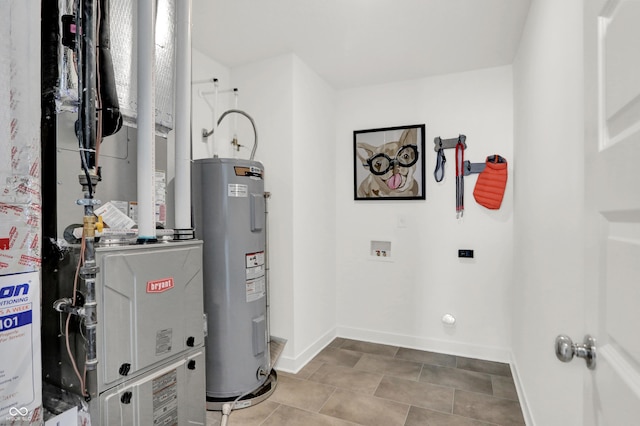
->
[336,325,512,363]
[274,327,337,373]
[509,353,534,426]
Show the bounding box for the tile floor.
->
[206,338,526,426]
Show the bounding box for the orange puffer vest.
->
[473,155,507,209]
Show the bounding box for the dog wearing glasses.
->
[356,128,420,198]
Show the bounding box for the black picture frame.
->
[353,124,426,200]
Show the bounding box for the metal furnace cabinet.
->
[42,241,207,424]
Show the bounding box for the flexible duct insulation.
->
[98,0,123,137]
[57,0,175,136]
[78,0,97,170]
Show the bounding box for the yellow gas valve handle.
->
[96,215,104,233]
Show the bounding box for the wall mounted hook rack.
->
[433,134,466,151]
[433,134,467,183]
[463,160,486,176]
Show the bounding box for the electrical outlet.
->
[458,249,474,258]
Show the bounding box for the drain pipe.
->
[136,0,157,243]
[174,0,193,239]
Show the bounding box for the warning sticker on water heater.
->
[228,184,248,197]
[246,276,265,303]
[246,252,265,268]
[245,251,265,302]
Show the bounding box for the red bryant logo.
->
[146,277,175,293]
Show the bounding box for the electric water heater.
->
[191,157,269,404]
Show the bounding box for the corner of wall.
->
[510,351,535,426]
[274,327,337,374]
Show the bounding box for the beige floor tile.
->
[395,347,457,367]
[319,388,410,426]
[270,374,336,412]
[277,360,324,380]
[453,390,526,425]
[353,353,422,381]
[456,357,512,377]
[374,375,454,413]
[491,375,519,401]
[309,363,383,394]
[262,405,359,426]
[312,347,363,368]
[420,364,493,395]
[404,406,494,426]
[328,337,347,348]
[340,339,399,357]
[206,340,525,426]
[206,409,222,426]
[218,400,280,426]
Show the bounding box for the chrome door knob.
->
[555,334,596,370]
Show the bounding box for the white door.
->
[582,0,640,424]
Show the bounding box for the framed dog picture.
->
[354,124,426,200]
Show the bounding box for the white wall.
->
[192,48,233,160]
[512,0,584,424]
[291,56,337,364]
[335,66,514,361]
[190,51,299,364]
[228,54,337,371]
[229,54,296,364]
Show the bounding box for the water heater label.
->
[246,252,265,302]
[246,252,265,268]
[246,276,265,303]
[234,166,263,179]
[228,184,248,197]
[147,277,174,293]
[246,264,265,280]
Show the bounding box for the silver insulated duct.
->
[192,158,270,404]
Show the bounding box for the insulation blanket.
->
[0,0,42,275]
[0,204,41,273]
[0,272,42,424]
[0,0,43,423]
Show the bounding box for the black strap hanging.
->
[434,148,446,182]
[433,135,466,183]
[455,139,465,218]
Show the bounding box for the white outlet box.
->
[370,240,392,260]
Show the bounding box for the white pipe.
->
[136,0,156,241]
[174,0,192,231]
[213,79,218,156]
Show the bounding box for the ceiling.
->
[192,0,532,90]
